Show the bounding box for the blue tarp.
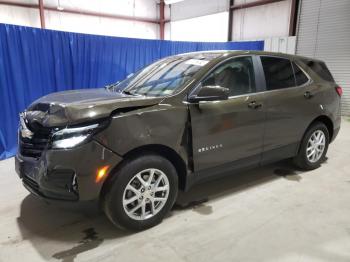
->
[0,23,264,160]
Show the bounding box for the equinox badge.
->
[198,144,223,153]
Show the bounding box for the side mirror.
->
[189,85,229,103]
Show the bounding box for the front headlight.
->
[52,134,91,149]
[51,122,106,149]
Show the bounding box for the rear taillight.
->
[335,86,343,97]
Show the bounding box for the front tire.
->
[293,122,329,170]
[103,154,178,231]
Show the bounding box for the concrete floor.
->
[1,118,350,262]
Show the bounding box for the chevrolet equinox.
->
[16,51,342,230]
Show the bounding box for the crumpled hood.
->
[25,88,162,127]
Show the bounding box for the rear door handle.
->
[248,101,262,109]
[304,91,313,99]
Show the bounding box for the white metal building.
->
[296,0,350,115]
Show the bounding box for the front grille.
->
[20,136,49,158]
[19,122,51,158]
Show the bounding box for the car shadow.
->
[173,159,303,212]
[16,194,129,261]
[15,159,304,261]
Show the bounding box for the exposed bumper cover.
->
[15,140,122,201]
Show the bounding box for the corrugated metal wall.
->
[296,0,350,115]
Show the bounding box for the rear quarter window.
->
[301,59,334,82]
[260,56,295,90]
[292,62,309,86]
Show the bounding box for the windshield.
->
[109,55,217,97]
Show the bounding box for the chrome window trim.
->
[183,91,262,105]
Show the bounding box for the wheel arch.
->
[309,115,334,141]
[297,115,334,154]
[100,144,188,199]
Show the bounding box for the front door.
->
[188,56,266,175]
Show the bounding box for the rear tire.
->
[293,122,329,170]
[103,154,178,231]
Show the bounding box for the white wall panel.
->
[0,5,40,27]
[164,22,171,40]
[232,0,292,41]
[170,0,228,21]
[169,12,229,42]
[0,0,159,39]
[45,10,158,39]
[264,36,296,54]
[43,0,157,19]
[0,0,37,4]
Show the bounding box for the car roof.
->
[174,50,322,63]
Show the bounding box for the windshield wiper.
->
[122,90,138,96]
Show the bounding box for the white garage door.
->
[296,0,350,115]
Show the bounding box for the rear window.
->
[261,56,295,90]
[292,62,309,86]
[302,59,334,82]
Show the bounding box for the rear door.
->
[258,56,318,163]
[188,56,266,175]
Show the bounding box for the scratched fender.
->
[94,101,190,165]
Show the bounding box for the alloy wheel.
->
[122,168,170,221]
[306,130,326,163]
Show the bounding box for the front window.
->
[109,54,219,97]
[202,56,256,96]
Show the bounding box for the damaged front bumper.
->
[15,140,122,202]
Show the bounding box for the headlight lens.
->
[52,135,90,149]
[51,122,104,149]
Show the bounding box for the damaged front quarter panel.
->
[94,102,190,167]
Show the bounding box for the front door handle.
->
[248,101,262,109]
[304,91,313,99]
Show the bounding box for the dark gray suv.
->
[15,51,342,230]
